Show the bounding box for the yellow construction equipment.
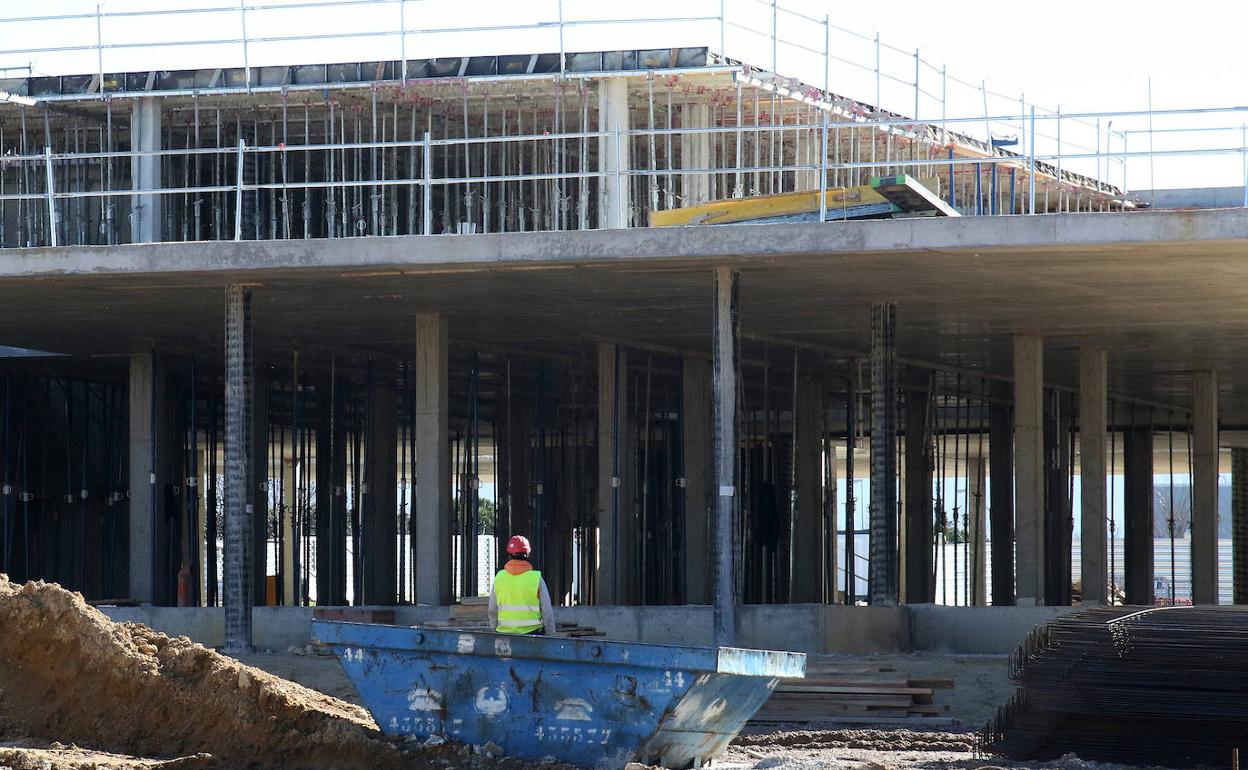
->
[649,174,956,227]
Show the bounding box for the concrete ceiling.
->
[1,208,1247,420]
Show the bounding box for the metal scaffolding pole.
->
[223,283,253,652]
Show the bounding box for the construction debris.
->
[750,662,955,727]
[0,574,407,770]
[983,605,1248,768]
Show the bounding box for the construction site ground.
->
[0,577,1171,770]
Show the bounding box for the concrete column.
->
[128,353,162,604]
[365,383,398,605]
[1079,348,1108,605]
[1124,424,1154,605]
[1191,372,1219,604]
[1233,448,1248,604]
[1013,335,1045,606]
[595,343,628,605]
[903,369,934,604]
[712,267,739,646]
[793,376,825,603]
[280,460,296,606]
[680,102,712,207]
[869,303,898,606]
[415,314,450,606]
[968,457,988,606]
[223,285,254,652]
[130,98,162,243]
[988,386,1015,605]
[598,79,631,229]
[682,355,713,604]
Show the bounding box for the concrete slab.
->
[2,210,1248,418]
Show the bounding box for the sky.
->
[0,1,1243,186]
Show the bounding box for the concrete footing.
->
[99,602,1078,656]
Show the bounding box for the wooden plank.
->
[748,716,958,727]
[772,685,932,696]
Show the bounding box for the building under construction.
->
[0,0,1243,656]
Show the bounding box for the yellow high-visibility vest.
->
[494,569,543,634]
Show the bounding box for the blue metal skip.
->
[313,621,805,769]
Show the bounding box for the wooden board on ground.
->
[749,662,956,728]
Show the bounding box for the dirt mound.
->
[0,741,214,770]
[0,574,407,769]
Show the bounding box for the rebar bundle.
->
[983,606,1248,767]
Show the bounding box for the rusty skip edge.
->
[313,620,806,679]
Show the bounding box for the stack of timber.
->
[421,597,605,638]
[750,662,955,727]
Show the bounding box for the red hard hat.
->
[506,535,532,555]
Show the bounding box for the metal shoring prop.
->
[1,377,9,574]
[275,383,285,604]
[207,394,219,606]
[1109,399,1117,604]
[952,375,963,604]
[922,371,937,601]
[1185,408,1196,603]
[189,357,199,604]
[398,362,408,602]
[1168,410,1176,605]
[964,381,977,605]
[291,348,302,605]
[1067,396,1077,605]
[974,377,987,605]
[21,380,31,583]
[407,361,416,601]
[640,352,654,603]
[845,372,855,604]
[788,349,799,600]
[481,96,489,235]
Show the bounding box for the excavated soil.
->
[0,740,215,770]
[0,574,409,769]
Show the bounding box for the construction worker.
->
[488,535,557,636]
